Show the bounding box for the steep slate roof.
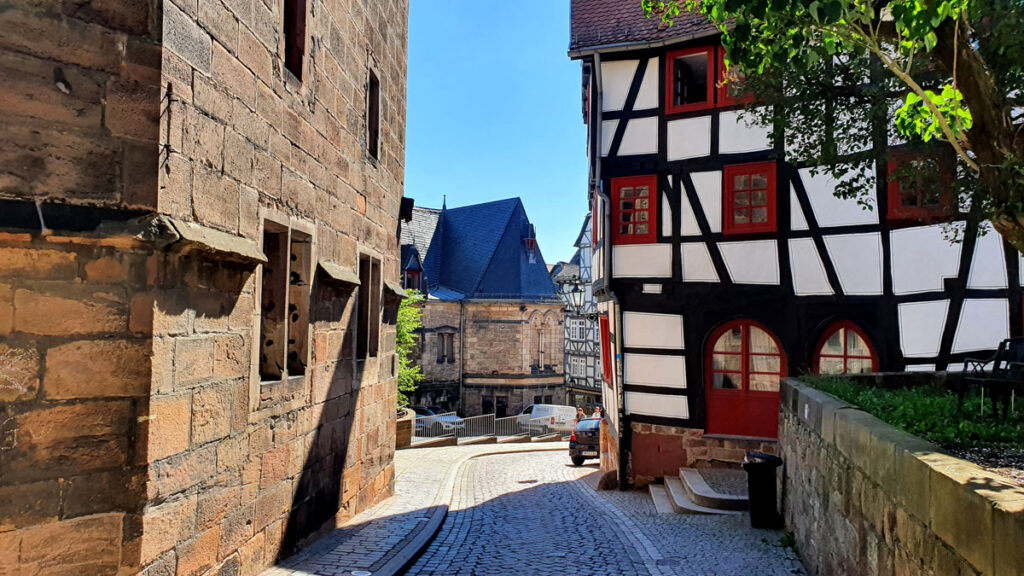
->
[569,0,717,53]
[400,198,559,301]
[399,206,440,265]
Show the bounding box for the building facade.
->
[0,0,408,573]
[569,0,1018,486]
[552,214,602,410]
[400,200,565,416]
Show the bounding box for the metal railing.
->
[529,416,557,439]
[494,415,528,438]
[455,414,495,440]
[413,411,460,440]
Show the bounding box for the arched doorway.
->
[705,320,787,438]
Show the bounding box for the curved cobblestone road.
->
[405,452,804,576]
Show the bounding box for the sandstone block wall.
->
[780,379,1024,576]
[416,301,461,384]
[463,302,563,376]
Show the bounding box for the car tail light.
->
[570,431,576,442]
[550,417,555,425]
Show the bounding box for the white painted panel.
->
[601,59,638,112]
[691,170,722,233]
[667,116,712,160]
[718,110,772,154]
[800,167,878,227]
[890,224,962,295]
[619,117,659,155]
[624,354,687,388]
[946,362,965,372]
[719,240,779,285]
[634,57,659,110]
[790,188,809,231]
[623,312,685,350]
[680,190,702,236]
[898,300,950,357]
[662,190,672,237]
[601,120,617,157]
[905,364,936,372]
[953,299,1010,353]
[825,233,883,295]
[681,243,719,282]
[625,391,690,419]
[968,227,1008,289]
[789,238,833,296]
[612,244,672,278]
[1019,254,1024,286]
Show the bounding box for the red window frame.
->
[610,175,657,245]
[404,270,421,291]
[886,153,955,222]
[705,319,787,438]
[717,48,754,107]
[722,162,777,235]
[599,315,612,384]
[813,321,878,375]
[665,46,715,115]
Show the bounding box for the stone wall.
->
[627,422,776,487]
[463,302,563,376]
[780,378,1024,576]
[416,301,461,384]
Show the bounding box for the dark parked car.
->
[569,418,601,466]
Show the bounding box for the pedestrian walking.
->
[575,407,586,424]
[591,406,602,419]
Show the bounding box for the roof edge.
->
[568,27,719,58]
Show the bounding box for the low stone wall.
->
[396,410,414,449]
[780,378,1024,576]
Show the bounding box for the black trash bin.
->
[742,451,783,529]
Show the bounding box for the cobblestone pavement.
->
[407,451,805,576]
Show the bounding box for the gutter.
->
[567,29,719,59]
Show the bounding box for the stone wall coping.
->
[781,377,1024,575]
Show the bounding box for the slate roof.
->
[399,198,559,301]
[399,206,440,265]
[569,0,717,53]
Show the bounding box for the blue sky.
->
[406,1,589,264]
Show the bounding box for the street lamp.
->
[567,282,585,315]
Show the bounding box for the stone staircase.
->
[648,468,749,515]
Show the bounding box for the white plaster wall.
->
[952,299,1010,353]
[601,120,617,157]
[890,224,962,295]
[719,240,780,285]
[825,233,884,295]
[625,391,690,419]
[791,189,809,231]
[800,167,878,227]
[601,59,638,112]
[662,189,672,237]
[623,353,687,388]
[634,57,659,110]
[898,300,950,357]
[681,191,702,236]
[612,244,672,278]
[667,116,712,160]
[681,243,719,282]
[619,117,659,155]
[691,170,722,233]
[718,110,772,154]
[905,364,936,372]
[967,228,1008,289]
[623,312,685,350]
[789,238,833,296]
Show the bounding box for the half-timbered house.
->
[569,0,1019,486]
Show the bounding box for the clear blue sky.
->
[406,1,589,264]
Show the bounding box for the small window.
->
[665,46,714,115]
[599,315,612,383]
[259,224,311,381]
[357,255,381,359]
[610,175,657,245]
[283,0,306,81]
[533,395,543,404]
[887,154,954,222]
[404,269,421,291]
[367,69,380,160]
[723,162,777,235]
[436,333,454,364]
[717,48,753,107]
[815,322,877,375]
[544,395,553,404]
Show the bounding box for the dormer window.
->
[404,269,421,291]
[665,46,714,115]
[525,237,537,263]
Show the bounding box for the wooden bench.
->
[960,337,1024,419]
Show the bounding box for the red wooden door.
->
[705,320,786,438]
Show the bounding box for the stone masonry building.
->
[399,200,565,417]
[0,1,408,574]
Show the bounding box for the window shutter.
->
[599,315,612,384]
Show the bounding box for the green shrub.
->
[804,376,1024,449]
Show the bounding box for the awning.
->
[317,261,361,286]
[156,216,266,264]
[383,280,407,298]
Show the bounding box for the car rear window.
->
[575,419,601,432]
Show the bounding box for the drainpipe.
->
[459,300,465,416]
[592,53,630,491]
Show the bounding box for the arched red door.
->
[705,320,787,438]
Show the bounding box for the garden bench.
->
[960,337,1024,419]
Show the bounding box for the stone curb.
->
[372,443,569,576]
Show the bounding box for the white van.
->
[516,404,578,433]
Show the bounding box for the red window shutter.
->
[599,315,612,384]
[610,175,658,245]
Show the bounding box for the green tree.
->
[642,0,1024,251]
[396,289,424,406]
